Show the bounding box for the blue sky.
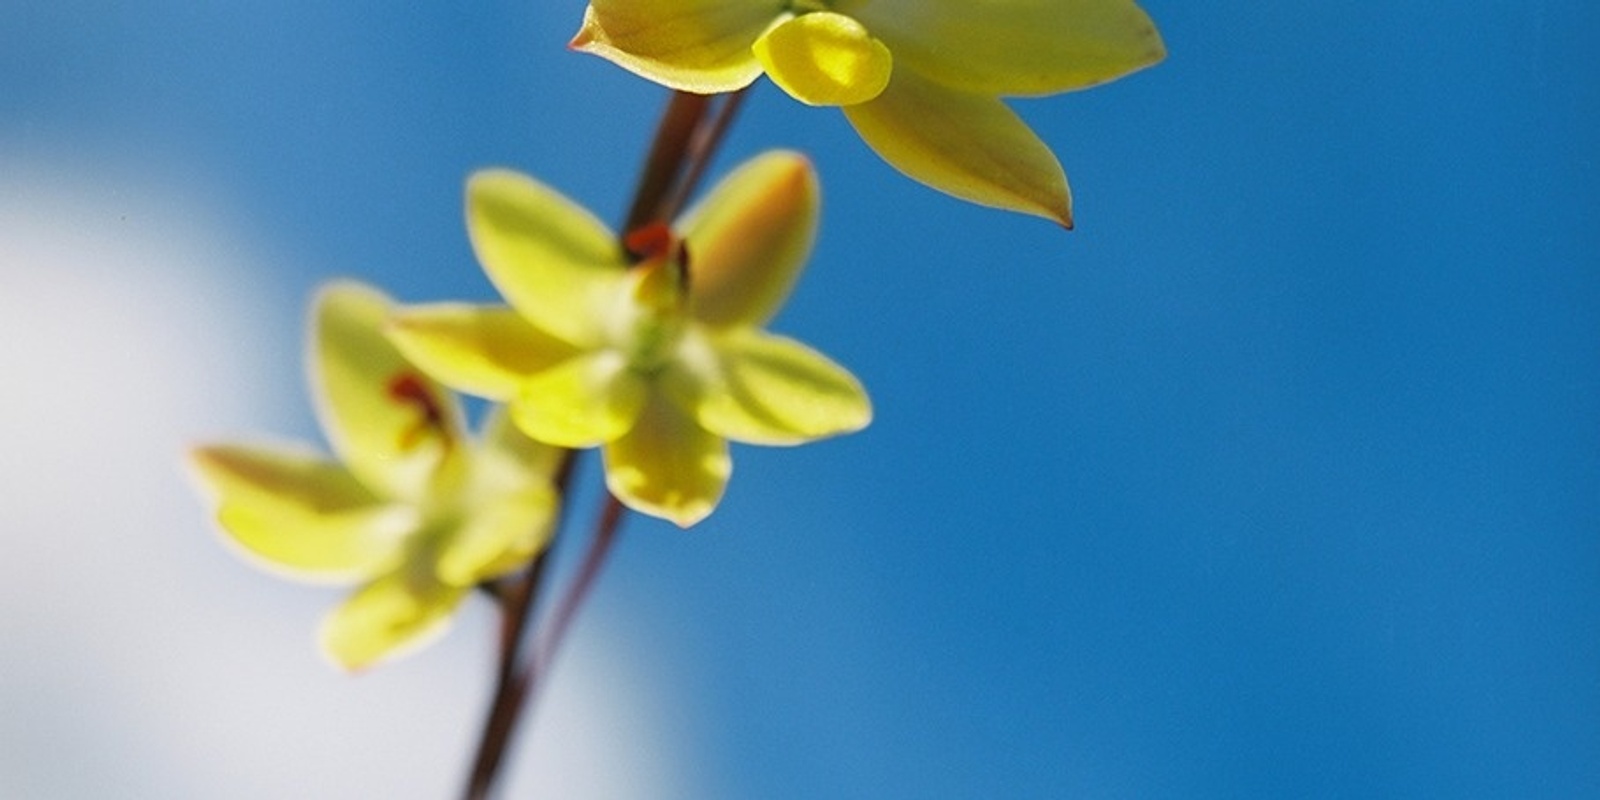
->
[3,2,1597,797]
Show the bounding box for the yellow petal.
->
[319,570,467,671]
[312,281,465,500]
[387,304,577,401]
[188,444,411,582]
[436,406,564,584]
[466,169,626,347]
[434,484,558,585]
[670,329,871,445]
[679,150,819,329]
[571,0,774,93]
[842,70,1072,225]
[478,403,566,489]
[753,12,892,107]
[510,351,648,448]
[857,0,1165,96]
[603,392,731,527]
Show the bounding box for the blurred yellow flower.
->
[389,151,871,527]
[190,282,561,670]
[571,0,1165,225]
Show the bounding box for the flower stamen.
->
[387,372,450,452]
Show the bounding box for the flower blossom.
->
[388,150,871,527]
[571,0,1165,226]
[190,282,562,670]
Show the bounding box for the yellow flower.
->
[571,0,1165,226]
[388,151,871,527]
[189,282,562,670]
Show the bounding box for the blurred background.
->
[2,2,1596,798]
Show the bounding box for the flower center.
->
[386,371,450,453]
[624,307,684,375]
[615,223,690,375]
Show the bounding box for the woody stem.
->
[462,489,625,800]
[623,91,713,235]
[517,493,628,707]
[462,449,579,800]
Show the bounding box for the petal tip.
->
[671,508,711,529]
[568,6,601,52]
[648,494,717,529]
[603,467,719,528]
[1029,181,1073,228]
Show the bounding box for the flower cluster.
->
[191,0,1161,675]
[192,152,870,666]
[191,283,563,669]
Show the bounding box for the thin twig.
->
[526,493,628,684]
[461,494,629,800]
[623,91,713,237]
[461,449,579,800]
[662,86,752,222]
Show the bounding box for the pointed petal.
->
[189,444,412,582]
[680,150,819,329]
[669,329,871,445]
[603,393,731,527]
[388,304,577,401]
[510,351,647,448]
[571,0,775,93]
[319,570,467,671]
[857,0,1165,96]
[312,281,465,500]
[842,70,1072,225]
[753,12,892,107]
[466,169,626,347]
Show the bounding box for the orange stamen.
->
[386,372,448,451]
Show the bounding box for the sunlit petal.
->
[673,329,871,445]
[189,444,411,582]
[680,150,819,329]
[319,570,467,671]
[753,12,892,107]
[510,351,648,448]
[603,393,731,527]
[435,484,558,585]
[388,304,577,401]
[842,70,1072,225]
[466,169,626,347]
[312,282,464,500]
[478,403,567,488]
[857,0,1165,96]
[435,405,564,584]
[571,0,776,93]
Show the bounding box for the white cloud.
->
[0,155,701,800]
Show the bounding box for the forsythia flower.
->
[190,282,562,670]
[388,150,870,527]
[571,0,1165,226]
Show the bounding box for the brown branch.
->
[661,86,752,222]
[461,449,579,800]
[623,91,713,237]
[460,493,629,800]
